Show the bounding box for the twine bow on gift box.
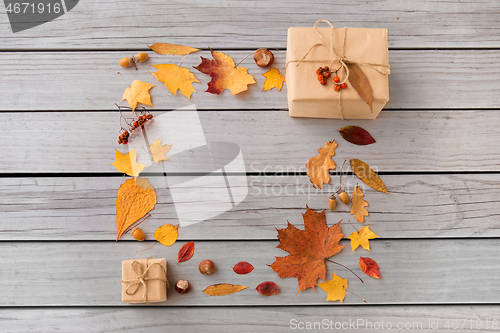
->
[286,20,391,119]
[121,257,168,304]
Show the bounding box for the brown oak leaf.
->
[350,185,369,223]
[269,206,345,293]
[306,140,337,189]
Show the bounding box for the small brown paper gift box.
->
[286,20,390,119]
[121,258,167,304]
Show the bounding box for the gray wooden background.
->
[1,0,500,332]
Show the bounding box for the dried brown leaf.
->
[347,63,373,112]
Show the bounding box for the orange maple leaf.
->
[350,185,369,223]
[194,49,256,95]
[262,67,285,92]
[269,206,345,293]
[121,80,154,110]
[306,140,337,189]
[149,138,172,163]
[151,64,200,99]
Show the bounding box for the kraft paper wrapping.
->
[286,25,390,119]
[121,258,167,304]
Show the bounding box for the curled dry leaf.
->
[203,284,248,296]
[177,241,195,264]
[121,80,154,110]
[233,261,254,275]
[349,159,388,194]
[256,281,279,296]
[306,140,337,189]
[350,186,369,223]
[348,225,379,251]
[149,138,172,163]
[154,224,179,246]
[339,126,376,145]
[151,64,200,99]
[149,43,200,55]
[116,178,157,240]
[262,67,285,92]
[111,149,146,177]
[346,63,373,112]
[269,206,345,293]
[194,49,256,95]
[359,257,381,279]
[317,273,348,302]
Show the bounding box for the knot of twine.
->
[121,257,168,304]
[286,20,390,119]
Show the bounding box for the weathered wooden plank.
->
[1,0,500,49]
[1,174,499,240]
[1,50,499,110]
[0,110,499,173]
[2,306,500,332]
[0,239,498,306]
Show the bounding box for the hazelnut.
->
[253,49,274,67]
[130,227,145,241]
[175,279,191,294]
[134,52,148,63]
[198,259,216,275]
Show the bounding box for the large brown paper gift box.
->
[121,258,167,304]
[286,24,390,119]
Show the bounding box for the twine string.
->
[121,257,168,304]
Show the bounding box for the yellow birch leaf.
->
[154,224,179,246]
[116,178,157,240]
[149,138,172,163]
[317,273,348,302]
[121,80,154,110]
[149,43,200,55]
[348,225,379,251]
[262,67,285,92]
[349,158,388,193]
[111,149,146,177]
[350,186,369,223]
[306,140,337,189]
[203,284,248,296]
[151,64,200,99]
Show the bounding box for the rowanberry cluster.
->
[118,113,155,145]
[333,76,348,91]
[316,66,331,85]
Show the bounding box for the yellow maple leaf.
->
[154,224,179,246]
[111,149,146,177]
[116,178,157,240]
[262,67,285,92]
[317,273,348,302]
[121,80,155,110]
[149,138,172,163]
[348,225,379,251]
[149,43,200,55]
[350,185,369,223]
[194,49,256,95]
[151,64,200,99]
[306,140,337,189]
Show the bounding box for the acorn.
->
[253,49,274,67]
[338,190,350,205]
[328,194,337,211]
[130,227,146,241]
[119,56,134,68]
[134,52,149,63]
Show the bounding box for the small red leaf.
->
[339,126,376,145]
[233,261,254,275]
[359,257,381,279]
[177,241,195,264]
[256,281,279,296]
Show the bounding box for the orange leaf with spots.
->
[306,140,337,189]
[194,49,256,95]
[121,80,154,110]
[262,67,285,92]
[116,178,157,240]
[203,284,248,296]
[151,64,200,99]
[149,138,172,163]
[359,257,381,278]
[149,43,200,55]
[269,206,345,293]
[350,185,369,223]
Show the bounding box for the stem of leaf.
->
[326,259,364,283]
[124,214,151,235]
[235,51,254,67]
[179,55,188,67]
[117,72,128,85]
[339,159,347,191]
[136,241,158,253]
[348,220,359,232]
[346,289,367,302]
